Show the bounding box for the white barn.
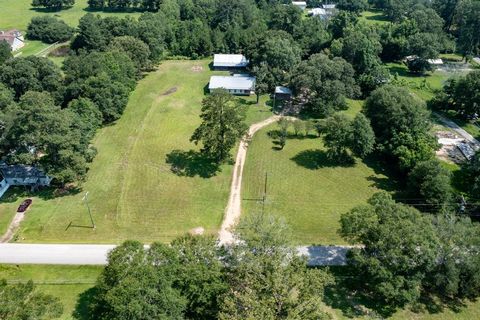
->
[0,164,52,199]
[209,75,256,96]
[213,54,249,69]
[0,30,25,52]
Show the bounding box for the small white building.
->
[292,1,307,10]
[322,4,336,9]
[0,164,52,199]
[0,29,25,52]
[427,58,444,65]
[274,86,293,100]
[213,54,249,69]
[309,8,327,17]
[209,75,256,96]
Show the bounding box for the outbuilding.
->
[213,54,249,69]
[292,1,307,10]
[274,86,293,100]
[209,75,256,96]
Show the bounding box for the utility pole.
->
[82,191,95,229]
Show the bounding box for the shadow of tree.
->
[0,185,81,204]
[165,150,221,178]
[72,287,98,320]
[291,149,354,169]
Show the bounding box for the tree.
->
[290,53,359,117]
[364,85,436,171]
[350,113,375,158]
[0,40,12,65]
[406,56,433,74]
[191,90,247,162]
[0,279,63,319]
[277,117,289,150]
[430,71,480,119]
[31,0,74,10]
[408,159,453,210]
[462,150,480,198]
[323,114,353,160]
[90,241,186,320]
[433,0,460,31]
[109,36,151,71]
[219,213,334,319]
[454,0,480,58]
[337,0,368,14]
[26,16,74,44]
[340,192,441,308]
[71,14,110,52]
[170,235,228,320]
[0,56,63,100]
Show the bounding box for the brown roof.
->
[0,30,22,46]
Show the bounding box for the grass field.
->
[0,0,141,32]
[0,264,102,320]
[241,102,394,244]
[0,60,272,243]
[359,10,390,25]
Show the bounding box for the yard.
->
[0,0,141,31]
[0,60,272,243]
[241,101,394,245]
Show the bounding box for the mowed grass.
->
[241,120,392,245]
[0,60,272,243]
[0,0,141,32]
[0,264,102,320]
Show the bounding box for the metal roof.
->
[209,75,256,91]
[309,8,327,16]
[213,54,249,67]
[275,86,292,95]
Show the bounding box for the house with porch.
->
[208,75,256,96]
[0,163,52,199]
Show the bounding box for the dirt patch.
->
[189,227,205,236]
[162,87,178,96]
[1,211,25,243]
[191,66,203,72]
[48,44,70,57]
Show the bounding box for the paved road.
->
[0,244,350,266]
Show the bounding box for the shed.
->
[322,4,336,9]
[427,58,444,65]
[275,86,293,100]
[209,75,256,95]
[213,54,249,69]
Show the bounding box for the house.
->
[322,4,336,9]
[308,8,327,18]
[0,29,25,51]
[0,163,52,199]
[209,75,256,96]
[213,54,249,69]
[274,86,293,100]
[292,1,307,10]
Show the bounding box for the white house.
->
[309,8,327,17]
[0,164,52,199]
[0,29,25,51]
[427,58,444,65]
[322,4,336,9]
[209,75,256,96]
[292,1,307,10]
[213,54,249,69]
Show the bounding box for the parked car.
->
[17,199,32,213]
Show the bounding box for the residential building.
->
[292,1,307,10]
[209,75,256,96]
[0,163,52,199]
[213,54,249,69]
[0,29,25,51]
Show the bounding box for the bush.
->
[27,16,74,44]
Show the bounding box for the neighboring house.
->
[0,29,25,51]
[292,1,307,10]
[0,163,52,199]
[309,4,336,19]
[322,4,336,9]
[427,58,444,65]
[209,75,256,96]
[274,86,293,100]
[213,54,249,69]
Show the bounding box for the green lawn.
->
[0,0,141,32]
[0,264,101,320]
[0,60,272,243]
[359,10,391,26]
[241,118,393,245]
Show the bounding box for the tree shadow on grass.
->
[0,185,81,204]
[165,150,221,178]
[291,149,354,169]
[72,287,98,320]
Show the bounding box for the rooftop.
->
[213,54,249,68]
[0,164,49,180]
[275,86,292,95]
[209,75,256,91]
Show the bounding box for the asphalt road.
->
[0,244,350,266]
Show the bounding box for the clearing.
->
[0,60,272,243]
[241,102,394,245]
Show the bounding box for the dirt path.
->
[0,211,24,243]
[218,115,282,244]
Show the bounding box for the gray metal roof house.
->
[209,75,256,96]
[0,163,52,199]
[213,54,249,68]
